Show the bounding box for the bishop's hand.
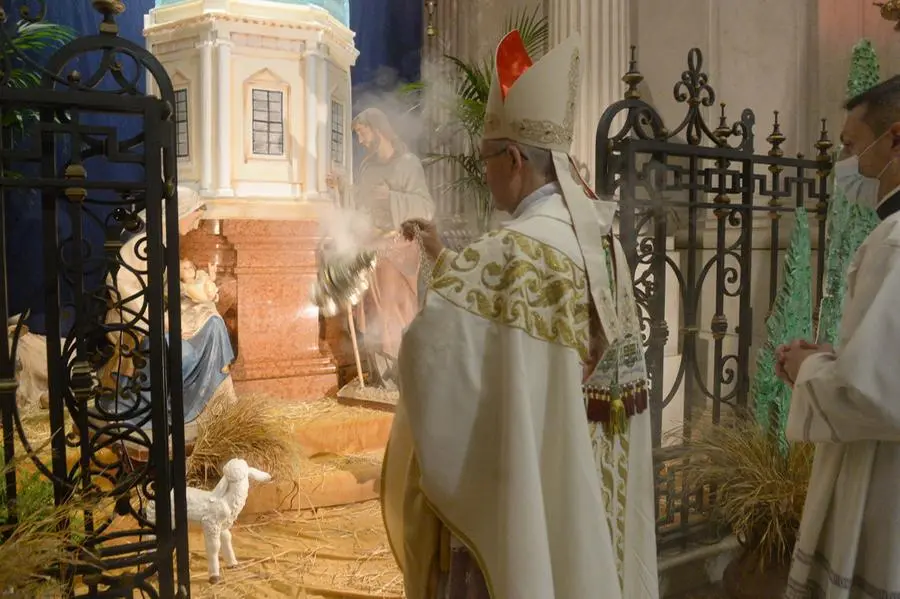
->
[401,219,443,261]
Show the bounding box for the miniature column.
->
[199,34,214,194]
[316,43,330,194]
[215,35,234,196]
[547,0,631,183]
[304,48,320,199]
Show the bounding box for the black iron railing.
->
[0,1,190,596]
[596,47,831,552]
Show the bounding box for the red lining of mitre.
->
[496,30,533,100]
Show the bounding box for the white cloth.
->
[784,212,900,598]
[381,192,658,599]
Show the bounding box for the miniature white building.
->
[144,0,358,218]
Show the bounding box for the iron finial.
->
[425,1,437,38]
[623,46,643,100]
[766,110,786,159]
[815,118,833,177]
[714,103,731,143]
[92,0,124,35]
[814,118,833,159]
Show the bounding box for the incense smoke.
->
[314,59,463,377]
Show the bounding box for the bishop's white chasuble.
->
[784,197,900,599]
[381,192,659,599]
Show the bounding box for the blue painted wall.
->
[4,0,422,333]
[349,0,423,172]
[4,0,156,335]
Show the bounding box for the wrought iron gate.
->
[595,48,832,550]
[0,2,189,596]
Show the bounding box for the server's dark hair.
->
[844,75,900,134]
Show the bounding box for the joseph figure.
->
[329,107,434,388]
[778,75,900,599]
[381,31,659,598]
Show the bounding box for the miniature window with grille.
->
[174,88,189,159]
[331,99,344,165]
[251,89,285,156]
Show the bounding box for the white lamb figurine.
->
[145,458,272,583]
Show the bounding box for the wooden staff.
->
[346,303,365,388]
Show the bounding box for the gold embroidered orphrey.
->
[484,50,581,147]
[430,229,591,359]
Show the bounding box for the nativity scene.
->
[2,0,900,597]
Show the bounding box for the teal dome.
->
[154,0,350,26]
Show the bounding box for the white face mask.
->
[834,132,896,209]
[834,155,881,209]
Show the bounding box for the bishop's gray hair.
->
[483,138,557,182]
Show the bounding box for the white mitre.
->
[484,30,622,344]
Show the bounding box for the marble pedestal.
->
[183,219,350,401]
[226,219,341,399]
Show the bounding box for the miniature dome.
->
[154,0,349,26]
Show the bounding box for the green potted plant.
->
[403,5,548,233]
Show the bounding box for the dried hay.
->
[278,396,384,424]
[0,443,102,596]
[189,500,404,598]
[675,411,813,570]
[188,393,302,487]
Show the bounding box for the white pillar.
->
[316,44,330,196]
[304,50,320,200]
[199,37,214,194]
[215,38,234,197]
[548,0,630,183]
[346,82,353,183]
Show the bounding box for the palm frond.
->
[398,81,425,96]
[5,68,41,89]
[445,55,491,103]
[503,4,550,59]
[6,21,76,55]
[1,20,76,142]
[410,5,548,232]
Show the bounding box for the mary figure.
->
[98,188,236,451]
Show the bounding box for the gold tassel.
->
[610,396,626,436]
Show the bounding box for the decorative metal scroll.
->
[594,47,832,551]
[0,1,189,596]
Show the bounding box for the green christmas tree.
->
[752,209,813,455]
[816,39,882,346]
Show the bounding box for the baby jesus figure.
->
[179,260,221,339]
[181,259,219,304]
